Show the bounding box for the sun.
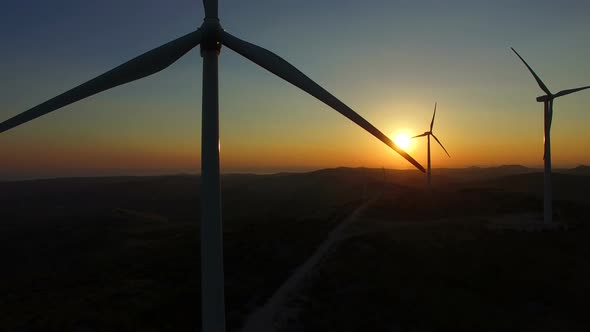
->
[393,132,412,150]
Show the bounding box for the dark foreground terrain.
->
[0,169,371,331]
[289,187,590,332]
[1,166,589,331]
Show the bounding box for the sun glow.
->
[393,132,412,151]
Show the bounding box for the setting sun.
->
[393,132,412,150]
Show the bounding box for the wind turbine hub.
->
[200,18,222,54]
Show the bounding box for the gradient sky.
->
[1,0,589,179]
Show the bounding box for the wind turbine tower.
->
[0,1,426,331]
[412,103,450,189]
[511,47,590,225]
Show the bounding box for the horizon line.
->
[2,164,589,182]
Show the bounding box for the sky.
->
[1,0,589,179]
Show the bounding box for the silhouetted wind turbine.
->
[0,1,425,331]
[511,47,590,225]
[412,103,450,189]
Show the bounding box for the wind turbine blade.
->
[430,102,437,131]
[431,133,450,157]
[0,29,202,134]
[202,0,218,18]
[411,133,429,138]
[221,31,425,172]
[553,85,590,98]
[511,47,552,95]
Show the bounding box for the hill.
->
[1,167,590,331]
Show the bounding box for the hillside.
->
[1,167,589,331]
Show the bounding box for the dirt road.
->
[239,196,377,332]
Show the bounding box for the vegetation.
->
[291,178,590,332]
[1,166,588,331]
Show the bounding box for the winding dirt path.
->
[240,196,378,332]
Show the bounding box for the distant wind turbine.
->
[511,47,590,225]
[412,103,450,189]
[0,1,425,331]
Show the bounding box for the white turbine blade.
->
[431,133,450,157]
[202,0,217,18]
[553,85,590,98]
[0,29,202,134]
[412,132,429,138]
[511,47,552,96]
[430,102,437,131]
[221,31,425,173]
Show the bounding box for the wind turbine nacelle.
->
[200,18,223,54]
[536,95,550,102]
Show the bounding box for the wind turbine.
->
[412,103,450,189]
[0,1,426,331]
[511,47,590,225]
